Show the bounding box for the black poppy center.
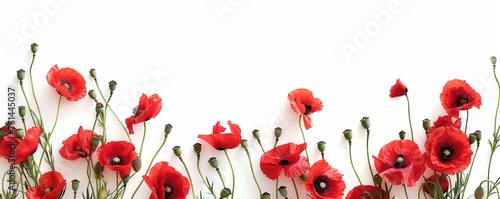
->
[313,176,330,194]
[393,155,407,168]
[454,94,469,107]
[59,80,73,93]
[279,160,290,166]
[44,187,53,194]
[439,146,455,162]
[132,106,143,116]
[164,184,173,198]
[110,156,122,165]
[304,104,312,114]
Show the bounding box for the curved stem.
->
[138,122,147,159]
[244,148,262,195]
[291,177,299,199]
[275,177,279,199]
[349,141,364,188]
[197,154,217,198]
[37,96,62,170]
[224,150,235,199]
[298,115,310,167]
[179,157,196,199]
[464,110,469,134]
[216,168,226,188]
[28,54,44,129]
[19,82,36,126]
[49,96,62,138]
[366,129,375,184]
[403,184,410,199]
[257,139,266,153]
[461,145,479,199]
[489,65,500,196]
[404,94,414,141]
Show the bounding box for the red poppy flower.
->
[305,160,346,199]
[97,141,137,178]
[423,126,472,175]
[260,142,308,180]
[389,79,408,98]
[428,115,461,133]
[26,171,66,199]
[422,173,449,197]
[440,79,481,117]
[373,139,426,187]
[46,64,86,101]
[198,120,242,150]
[125,93,162,134]
[59,126,97,160]
[143,161,190,199]
[288,88,323,130]
[345,185,389,199]
[0,126,42,165]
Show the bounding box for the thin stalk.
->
[461,145,479,199]
[349,141,364,188]
[488,63,500,195]
[179,156,196,199]
[464,110,469,134]
[244,148,262,195]
[275,178,279,199]
[404,94,414,141]
[403,184,410,199]
[19,82,36,126]
[366,129,375,184]
[298,115,311,167]
[224,150,235,199]
[138,122,147,159]
[291,177,300,199]
[28,53,44,129]
[197,154,217,198]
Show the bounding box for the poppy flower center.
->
[454,94,469,107]
[313,176,330,194]
[439,146,455,162]
[304,104,312,114]
[44,187,53,194]
[132,106,143,116]
[110,156,122,165]
[279,160,290,166]
[393,155,407,168]
[59,80,73,92]
[164,184,173,198]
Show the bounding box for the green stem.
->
[349,141,364,187]
[366,129,375,184]
[224,150,235,199]
[257,139,266,153]
[86,158,97,198]
[404,94,414,141]
[244,148,262,195]
[216,168,226,188]
[298,115,311,167]
[461,145,479,199]
[197,154,217,198]
[464,110,469,134]
[275,177,279,199]
[403,184,410,199]
[37,96,61,171]
[179,156,196,199]
[28,53,44,129]
[19,82,36,126]
[139,122,147,159]
[489,64,500,196]
[291,177,299,199]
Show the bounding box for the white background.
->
[1,1,500,198]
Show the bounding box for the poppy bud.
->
[95,103,104,114]
[209,157,219,169]
[122,175,130,184]
[71,179,80,192]
[92,135,102,148]
[399,130,406,140]
[474,130,482,142]
[18,106,26,118]
[98,188,107,199]
[241,139,248,149]
[0,129,4,139]
[108,80,117,92]
[317,141,326,153]
[260,192,271,199]
[173,146,182,157]
[17,69,26,81]
[132,157,142,172]
[94,162,104,179]
[252,129,260,139]
[360,117,371,130]
[193,143,202,155]
[491,56,497,65]
[31,43,38,54]
[88,90,97,100]
[373,174,382,186]
[89,68,97,78]
[422,118,431,131]
[164,124,173,135]
[274,127,282,138]
[278,186,288,198]
[300,172,308,182]
[343,129,352,141]
[475,186,484,199]
[220,187,231,198]
[15,129,24,138]
[469,133,477,145]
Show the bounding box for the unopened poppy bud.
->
[220,187,231,198]
[317,141,326,153]
[17,69,26,81]
[92,135,102,148]
[164,124,173,135]
[71,179,80,192]
[278,186,288,198]
[373,174,382,186]
[491,56,497,65]
[15,129,24,138]
[18,106,26,117]
[108,80,117,92]
[474,130,482,142]
[274,127,282,138]
[475,186,484,199]
[422,118,431,131]
[343,129,352,141]
[0,129,4,138]
[31,43,38,54]
[469,133,477,145]
[209,157,219,169]
[260,192,271,199]
[88,90,97,100]
[89,68,97,78]
[193,143,202,155]
[95,103,104,114]
[94,162,104,179]
[173,146,182,157]
[132,157,142,172]
[399,130,406,140]
[360,117,371,130]
[122,175,130,184]
[252,129,260,139]
[300,172,308,182]
[98,188,107,199]
[241,139,248,149]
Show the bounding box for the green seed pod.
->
[360,117,371,130]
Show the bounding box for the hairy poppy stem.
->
[139,122,147,159]
[224,150,235,199]
[461,145,479,199]
[404,94,414,141]
[19,82,36,128]
[488,63,500,196]
[276,178,279,199]
[28,53,45,129]
[298,116,311,167]
[464,110,469,134]
[243,148,262,195]
[366,129,375,185]
[403,184,410,199]
[349,141,366,192]
[179,156,196,199]
[197,154,217,198]
[291,177,300,199]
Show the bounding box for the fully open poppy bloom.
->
[26,171,66,199]
[0,126,42,165]
[305,160,346,199]
[125,93,162,134]
[373,139,426,187]
[389,79,408,98]
[423,126,472,175]
[440,79,481,117]
[143,161,190,199]
[198,120,242,150]
[422,173,449,197]
[97,141,137,178]
[288,88,323,130]
[59,126,97,160]
[345,185,389,199]
[260,142,308,180]
[428,115,461,134]
[46,64,86,101]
